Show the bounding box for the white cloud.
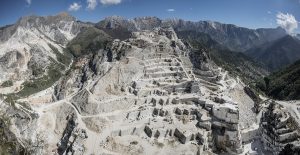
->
[267,11,272,14]
[87,0,97,10]
[26,0,31,5]
[276,12,298,34]
[167,9,175,12]
[68,2,82,11]
[100,0,121,5]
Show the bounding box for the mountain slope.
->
[246,35,300,72]
[256,59,300,100]
[67,27,112,58]
[0,27,255,155]
[0,13,89,96]
[296,34,300,40]
[176,30,269,83]
[0,14,296,155]
[169,20,286,52]
[96,16,287,52]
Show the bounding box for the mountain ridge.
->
[246,35,300,72]
[95,15,287,52]
[0,13,90,96]
[1,14,287,52]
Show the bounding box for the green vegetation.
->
[48,43,72,66]
[17,63,63,97]
[245,35,300,72]
[67,27,112,57]
[255,60,300,100]
[1,80,13,87]
[0,115,25,155]
[29,62,45,77]
[209,48,268,84]
[97,27,131,40]
[3,95,16,107]
[176,30,269,84]
[3,62,65,104]
[0,27,111,104]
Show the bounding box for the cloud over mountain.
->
[276,12,298,34]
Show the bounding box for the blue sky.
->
[0,0,300,33]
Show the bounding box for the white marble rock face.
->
[0,15,299,155]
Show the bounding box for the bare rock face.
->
[144,126,152,138]
[0,111,26,154]
[52,27,246,154]
[260,102,300,154]
[57,114,77,154]
[174,128,187,144]
[13,12,82,44]
[0,50,25,69]
[70,89,90,114]
[154,130,160,138]
[0,13,90,95]
[152,108,159,116]
[175,107,182,115]
[1,18,293,155]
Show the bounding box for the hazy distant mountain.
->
[96,16,162,31]
[96,16,287,52]
[245,35,300,72]
[256,59,300,100]
[296,34,300,40]
[168,19,287,52]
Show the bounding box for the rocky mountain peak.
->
[0,13,86,86]
[96,16,287,52]
[16,13,76,28]
[95,15,132,31]
[56,12,74,20]
[133,16,162,30]
[97,16,162,31]
[133,16,161,21]
[104,15,125,21]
